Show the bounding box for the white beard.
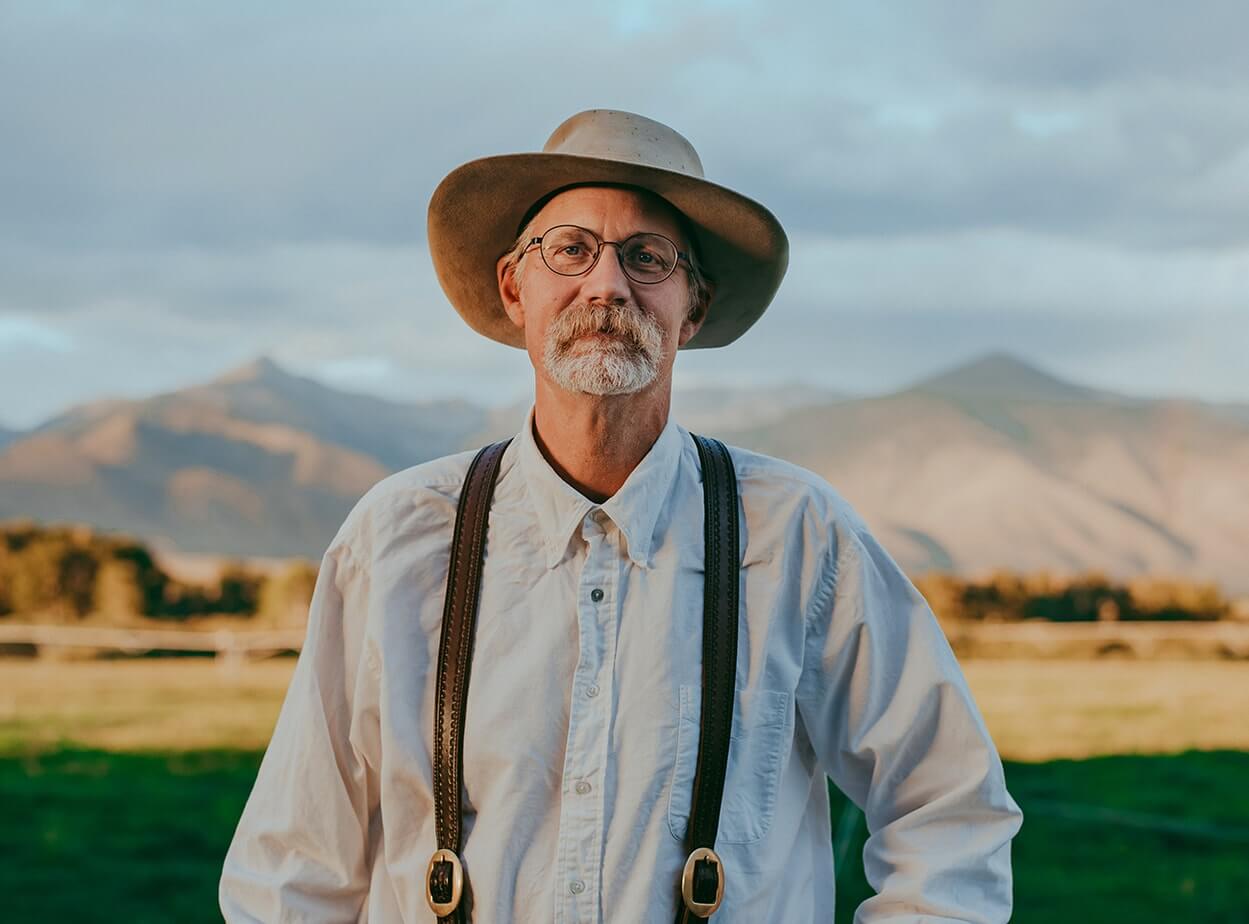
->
[542,303,665,396]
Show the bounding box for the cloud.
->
[0,1,1246,428]
[0,314,74,353]
[671,226,1249,403]
[906,1,1249,89]
[784,230,1249,318]
[5,3,1247,251]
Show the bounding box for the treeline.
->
[1,521,1241,626]
[914,569,1237,623]
[0,521,316,626]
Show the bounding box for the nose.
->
[578,242,634,303]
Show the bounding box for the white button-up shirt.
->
[221,407,1021,923]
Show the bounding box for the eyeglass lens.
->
[539,225,678,283]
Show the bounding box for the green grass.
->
[1,748,262,924]
[831,750,1249,923]
[4,746,1247,922]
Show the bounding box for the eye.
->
[625,244,671,271]
[622,233,677,276]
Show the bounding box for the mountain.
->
[907,350,1110,403]
[0,425,18,451]
[2,351,1246,593]
[404,384,846,447]
[0,357,490,558]
[25,356,491,472]
[1208,401,1249,427]
[0,358,832,560]
[722,353,1249,593]
[672,383,844,432]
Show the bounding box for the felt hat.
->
[427,109,788,349]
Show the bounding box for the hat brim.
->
[427,153,788,350]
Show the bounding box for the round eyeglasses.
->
[523,224,690,285]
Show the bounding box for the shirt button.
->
[586,684,600,698]
[590,588,604,603]
[575,780,591,795]
[569,880,585,895]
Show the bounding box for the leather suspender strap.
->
[675,434,740,922]
[426,439,511,924]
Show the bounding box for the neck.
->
[530,376,673,503]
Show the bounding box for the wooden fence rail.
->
[0,624,305,664]
[944,619,1249,658]
[2,620,1248,662]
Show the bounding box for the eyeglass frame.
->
[520,224,693,285]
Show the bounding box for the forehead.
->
[528,185,687,242]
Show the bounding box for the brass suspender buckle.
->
[426,848,464,916]
[681,846,725,917]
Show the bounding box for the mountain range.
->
[1,352,1246,594]
[721,353,1249,594]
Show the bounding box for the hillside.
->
[0,359,486,557]
[723,354,1249,592]
[2,352,1246,592]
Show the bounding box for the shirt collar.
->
[514,404,683,571]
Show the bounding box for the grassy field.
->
[6,657,1248,759]
[3,657,1248,922]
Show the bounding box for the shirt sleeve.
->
[220,539,381,923]
[794,507,1023,924]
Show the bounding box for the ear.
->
[497,253,525,330]
[677,279,714,347]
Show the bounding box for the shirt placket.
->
[554,509,620,924]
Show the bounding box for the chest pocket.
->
[667,684,793,845]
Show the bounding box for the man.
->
[221,109,1022,922]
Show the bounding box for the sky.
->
[1,1,1247,429]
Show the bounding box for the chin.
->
[546,349,659,396]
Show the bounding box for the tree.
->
[255,561,318,627]
[92,559,144,624]
[56,547,99,619]
[215,562,263,616]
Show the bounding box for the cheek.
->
[522,315,547,360]
[652,295,691,350]
[517,295,559,354]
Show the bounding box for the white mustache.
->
[549,303,661,354]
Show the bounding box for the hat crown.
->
[542,109,705,178]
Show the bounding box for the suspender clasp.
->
[681,846,725,917]
[426,848,464,916]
